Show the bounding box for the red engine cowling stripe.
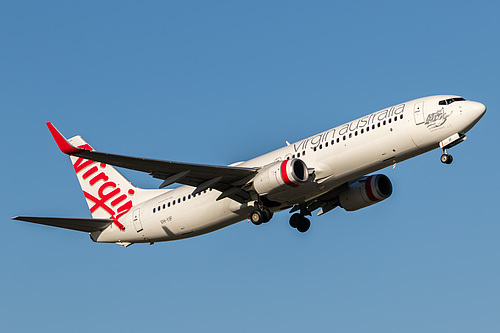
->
[281,160,299,187]
[365,175,379,202]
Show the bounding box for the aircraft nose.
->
[468,101,487,122]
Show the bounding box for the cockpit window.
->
[439,97,466,106]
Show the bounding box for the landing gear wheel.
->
[296,217,311,233]
[262,208,273,223]
[250,208,274,225]
[440,154,453,164]
[289,213,301,228]
[250,210,263,225]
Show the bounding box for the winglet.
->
[46,122,83,155]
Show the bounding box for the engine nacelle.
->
[253,159,309,196]
[339,174,392,211]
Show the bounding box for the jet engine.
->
[339,174,392,211]
[253,159,309,196]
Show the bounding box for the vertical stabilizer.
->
[67,135,162,229]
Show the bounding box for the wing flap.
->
[12,216,113,233]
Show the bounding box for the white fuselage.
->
[90,95,486,244]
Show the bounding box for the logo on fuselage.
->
[292,104,406,152]
[425,108,452,129]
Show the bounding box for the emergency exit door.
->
[132,209,143,232]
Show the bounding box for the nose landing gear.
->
[440,149,453,164]
[439,133,466,165]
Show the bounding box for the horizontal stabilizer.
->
[12,216,113,233]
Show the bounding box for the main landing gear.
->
[249,201,312,233]
[288,205,311,233]
[289,213,311,233]
[250,207,273,225]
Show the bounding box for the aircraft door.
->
[132,209,143,232]
[413,101,425,125]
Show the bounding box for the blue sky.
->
[1,1,499,332]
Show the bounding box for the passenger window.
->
[355,131,358,136]
[400,114,403,119]
[163,204,166,209]
[153,208,156,213]
[349,133,352,138]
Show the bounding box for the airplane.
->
[13,95,486,246]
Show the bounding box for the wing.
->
[12,216,113,233]
[47,123,257,202]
